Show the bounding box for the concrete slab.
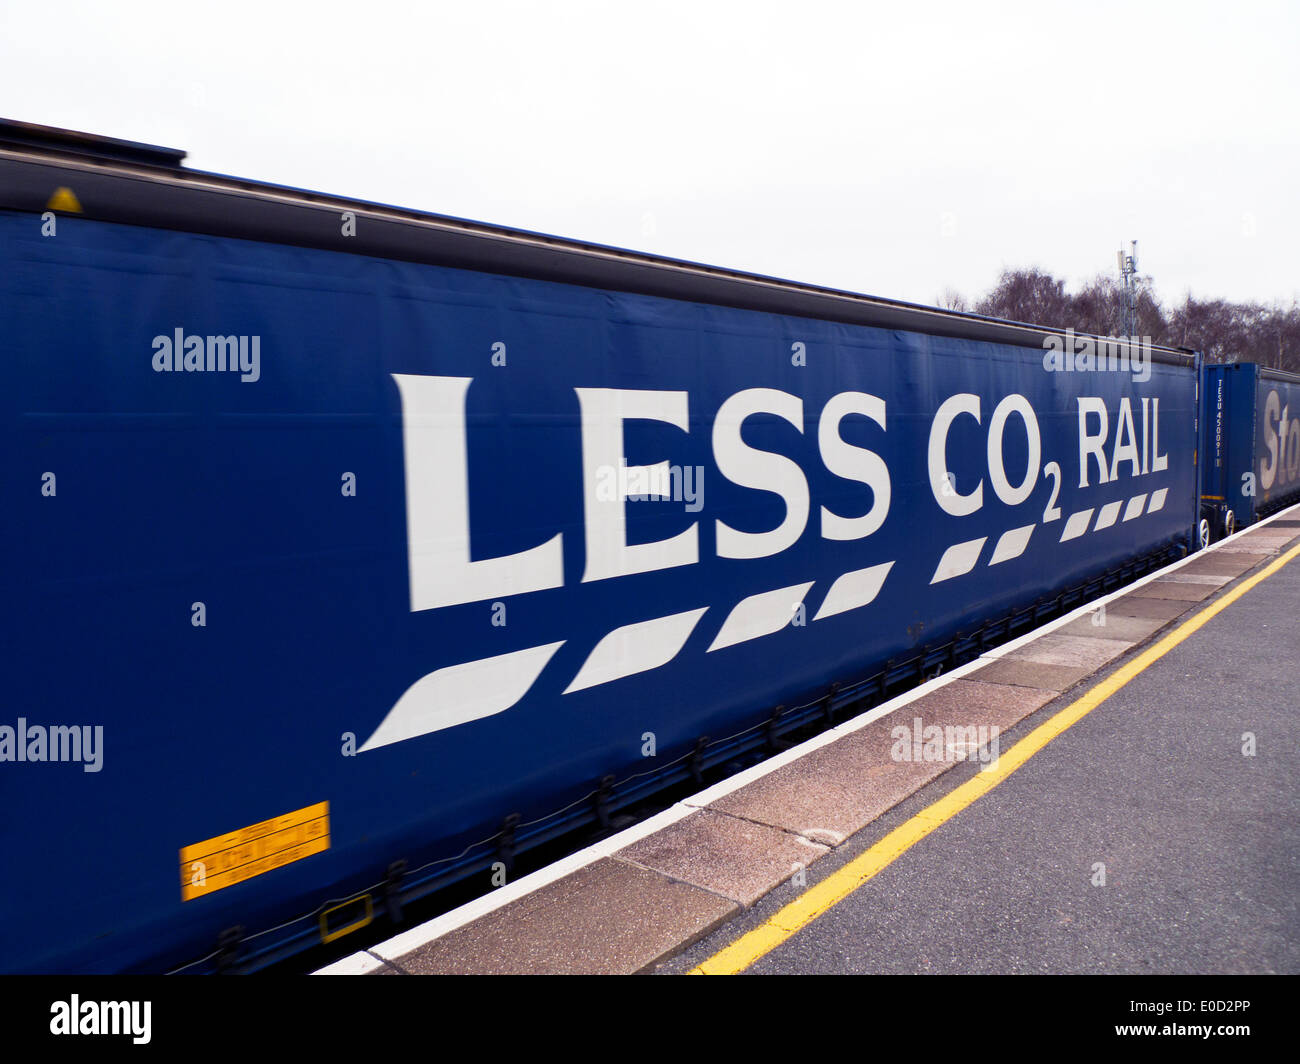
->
[1106,595,1195,620]
[708,679,1053,845]
[1237,533,1296,547]
[1152,572,1233,585]
[890,676,1061,733]
[1214,545,1278,556]
[1178,554,1264,577]
[708,729,943,847]
[1128,580,1218,601]
[1003,633,1135,669]
[386,857,737,974]
[617,808,828,907]
[967,658,1093,693]
[1056,613,1170,642]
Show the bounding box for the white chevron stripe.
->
[813,561,894,620]
[930,537,986,583]
[360,642,565,752]
[708,581,815,652]
[1148,487,1168,512]
[1059,509,1094,542]
[989,524,1035,565]
[1123,494,1147,521]
[565,607,709,693]
[1094,500,1123,530]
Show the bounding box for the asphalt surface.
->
[661,553,1300,974]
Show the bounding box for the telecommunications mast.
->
[1117,240,1139,337]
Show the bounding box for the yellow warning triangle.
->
[47,187,82,213]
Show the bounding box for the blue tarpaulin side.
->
[1,210,1197,972]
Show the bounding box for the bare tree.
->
[1168,297,1249,363]
[939,268,1295,371]
[975,267,1073,328]
[938,288,969,312]
[1072,273,1167,341]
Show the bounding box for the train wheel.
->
[1223,510,1236,538]
[1198,517,1212,549]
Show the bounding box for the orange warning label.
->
[179,801,329,901]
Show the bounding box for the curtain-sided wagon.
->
[0,119,1289,972]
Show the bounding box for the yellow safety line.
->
[691,540,1300,975]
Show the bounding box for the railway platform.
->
[319,506,1300,975]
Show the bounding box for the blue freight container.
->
[1200,362,1300,534]
[1,125,1201,973]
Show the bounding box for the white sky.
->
[3,0,1296,308]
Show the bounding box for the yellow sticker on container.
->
[179,801,329,901]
